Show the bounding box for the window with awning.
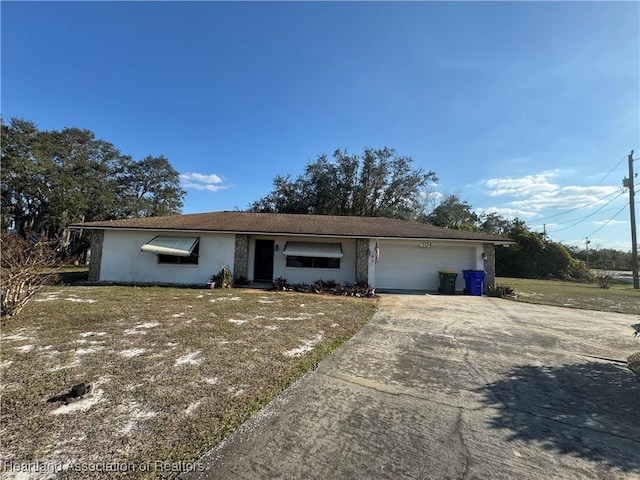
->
[283,242,342,269]
[141,236,200,264]
[282,242,343,258]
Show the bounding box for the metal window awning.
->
[141,236,199,257]
[283,242,343,258]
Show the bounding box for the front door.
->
[253,240,274,282]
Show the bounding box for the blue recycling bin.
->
[462,270,486,296]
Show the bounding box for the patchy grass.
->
[498,277,639,315]
[0,285,377,479]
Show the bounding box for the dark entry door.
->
[253,240,274,282]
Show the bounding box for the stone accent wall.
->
[233,234,249,280]
[355,238,369,284]
[483,243,496,292]
[88,230,104,282]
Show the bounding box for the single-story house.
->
[70,211,512,292]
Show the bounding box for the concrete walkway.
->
[178,294,640,480]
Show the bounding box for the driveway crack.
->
[442,319,459,335]
[452,409,470,479]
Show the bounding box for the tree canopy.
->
[494,220,591,280]
[566,246,632,271]
[249,147,438,220]
[425,193,479,230]
[421,194,593,280]
[1,117,185,250]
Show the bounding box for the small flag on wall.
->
[374,242,380,264]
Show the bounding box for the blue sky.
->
[2,1,638,250]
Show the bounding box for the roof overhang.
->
[73,225,512,244]
[140,236,199,257]
[282,242,343,258]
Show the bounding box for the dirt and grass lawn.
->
[2,269,637,479]
[0,283,376,479]
[497,276,639,315]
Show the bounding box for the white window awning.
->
[141,236,199,257]
[283,242,343,258]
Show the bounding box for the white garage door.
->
[374,241,477,291]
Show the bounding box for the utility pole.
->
[586,237,590,270]
[624,150,639,289]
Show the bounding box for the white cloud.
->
[475,206,538,219]
[508,185,619,212]
[180,172,228,192]
[181,172,223,184]
[485,170,560,197]
[482,172,620,214]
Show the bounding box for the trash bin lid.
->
[438,269,458,274]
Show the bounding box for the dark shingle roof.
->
[70,211,512,243]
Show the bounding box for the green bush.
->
[272,278,376,297]
[496,221,595,281]
[272,277,290,290]
[210,265,232,288]
[486,284,515,298]
[566,258,594,282]
[233,275,250,286]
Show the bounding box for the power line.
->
[546,232,577,245]
[533,189,622,223]
[548,191,626,233]
[583,201,629,239]
[597,147,640,184]
[596,154,628,185]
[534,149,639,224]
[553,201,631,248]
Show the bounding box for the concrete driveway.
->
[179,295,640,480]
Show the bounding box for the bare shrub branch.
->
[1,233,58,317]
[594,269,616,289]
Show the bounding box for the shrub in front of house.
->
[210,265,233,288]
[1,233,59,318]
[233,275,250,286]
[486,283,515,298]
[272,277,377,297]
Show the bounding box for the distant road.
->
[591,270,634,284]
[612,271,633,284]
